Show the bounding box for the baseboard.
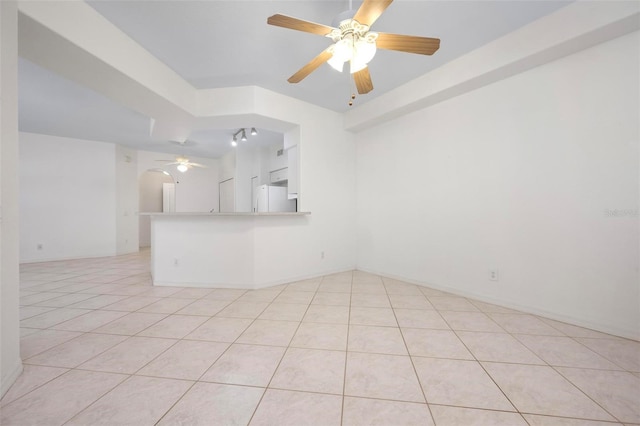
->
[152,265,356,290]
[152,280,254,289]
[115,247,139,256]
[1,360,23,399]
[356,267,639,342]
[19,250,118,264]
[253,265,356,289]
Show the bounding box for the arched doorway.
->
[139,169,175,248]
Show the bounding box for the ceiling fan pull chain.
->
[348,73,356,106]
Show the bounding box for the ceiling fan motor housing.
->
[328,19,375,43]
[330,9,357,27]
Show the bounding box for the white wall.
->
[269,142,287,172]
[356,32,640,339]
[19,132,117,262]
[115,145,138,254]
[19,139,221,261]
[252,92,358,282]
[219,149,235,182]
[235,143,254,213]
[256,146,270,187]
[1,0,22,398]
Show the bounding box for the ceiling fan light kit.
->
[326,20,378,74]
[156,155,206,173]
[267,0,440,100]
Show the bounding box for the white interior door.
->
[162,183,175,213]
[219,178,235,213]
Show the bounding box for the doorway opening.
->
[139,169,175,248]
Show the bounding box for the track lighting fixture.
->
[231,128,258,147]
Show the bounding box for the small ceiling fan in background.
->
[156,156,206,173]
[169,139,197,147]
[267,0,440,101]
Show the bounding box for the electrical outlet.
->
[489,269,499,281]
[37,243,43,250]
[174,258,179,266]
[321,251,325,260]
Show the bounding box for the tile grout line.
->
[239,277,320,425]
[547,363,625,424]
[340,271,354,426]
[381,276,437,426]
[446,311,624,424]
[60,372,134,426]
[502,318,633,423]
[438,309,529,424]
[10,259,174,411]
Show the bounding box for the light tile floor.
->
[2,250,639,425]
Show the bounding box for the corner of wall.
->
[1,361,23,399]
[0,0,23,399]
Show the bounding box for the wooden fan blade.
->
[376,32,440,55]
[288,47,334,83]
[189,163,206,168]
[353,67,374,94]
[353,0,393,27]
[267,14,334,36]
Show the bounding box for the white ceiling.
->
[18,0,572,159]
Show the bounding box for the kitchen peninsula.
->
[143,211,311,289]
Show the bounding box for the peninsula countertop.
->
[140,211,311,216]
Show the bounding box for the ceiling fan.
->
[169,139,197,147]
[267,0,440,98]
[156,156,206,173]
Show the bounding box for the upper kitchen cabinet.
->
[270,167,288,184]
[267,142,298,200]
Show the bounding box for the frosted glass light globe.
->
[350,39,376,74]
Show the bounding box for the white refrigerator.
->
[254,185,296,212]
